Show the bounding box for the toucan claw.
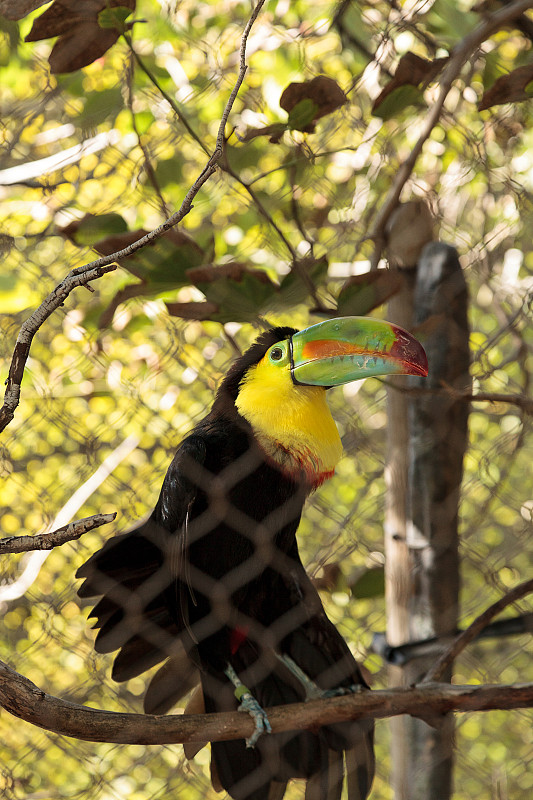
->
[225,663,272,748]
[238,692,272,748]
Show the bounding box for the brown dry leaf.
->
[336,269,405,316]
[372,52,448,114]
[241,76,346,141]
[0,0,49,21]
[239,123,288,144]
[280,75,347,128]
[59,218,202,260]
[186,262,273,286]
[25,0,135,73]
[94,227,202,259]
[478,63,533,110]
[312,562,342,592]
[165,301,219,320]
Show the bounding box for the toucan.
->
[76,316,427,800]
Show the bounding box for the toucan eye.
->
[270,346,283,361]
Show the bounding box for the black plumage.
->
[77,327,374,800]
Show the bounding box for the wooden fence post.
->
[385,239,470,799]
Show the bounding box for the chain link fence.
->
[1,263,532,799]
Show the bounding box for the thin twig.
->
[0,658,531,745]
[422,578,533,684]
[126,49,169,217]
[368,0,533,269]
[220,149,297,260]
[0,263,117,433]
[0,514,116,555]
[128,15,304,284]
[123,32,210,157]
[0,0,266,434]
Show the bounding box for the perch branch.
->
[0,659,532,746]
[0,513,116,555]
[422,578,533,683]
[368,0,533,268]
[382,380,533,415]
[0,0,266,434]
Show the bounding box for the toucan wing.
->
[76,433,208,682]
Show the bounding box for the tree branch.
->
[0,658,531,745]
[368,0,533,268]
[0,513,116,555]
[422,578,533,684]
[0,262,118,433]
[382,380,533,416]
[0,0,267,434]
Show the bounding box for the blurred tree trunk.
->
[385,242,470,800]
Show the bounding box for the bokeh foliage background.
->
[1,0,533,798]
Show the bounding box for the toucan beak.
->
[290,316,428,386]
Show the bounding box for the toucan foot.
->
[320,683,365,698]
[224,663,272,748]
[237,691,272,748]
[279,655,364,701]
[279,654,325,700]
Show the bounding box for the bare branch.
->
[0,0,267,434]
[368,0,533,268]
[0,658,531,745]
[0,263,117,433]
[0,513,116,555]
[422,578,533,684]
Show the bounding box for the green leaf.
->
[373,85,424,120]
[0,17,19,66]
[482,50,507,92]
[134,110,155,135]
[123,239,204,290]
[73,214,128,245]
[193,269,278,324]
[278,258,329,306]
[350,567,385,599]
[78,88,124,129]
[423,1,477,44]
[287,98,319,131]
[525,80,533,97]
[98,6,133,32]
[154,156,184,189]
[336,270,403,316]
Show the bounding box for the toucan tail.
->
[76,517,183,681]
[199,637,374,800]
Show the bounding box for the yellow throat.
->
[235,353,343,483]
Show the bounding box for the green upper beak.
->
[290,316,428,386]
